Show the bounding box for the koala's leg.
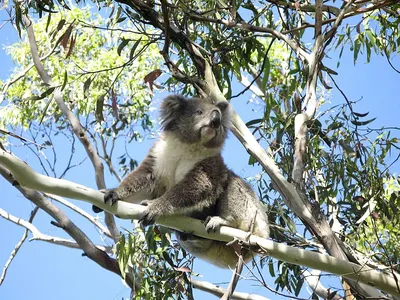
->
[176,232,239,269]
[104,155,155,206]
[139,160,224,225]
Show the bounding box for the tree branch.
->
[0,207,112,253]
[22,14,119,241]
[191,279,269,300]
[0,207,38,285]
[0,156,131,288]
[0,148,399,298]
[303,269,344,300]
[44,193,113,239]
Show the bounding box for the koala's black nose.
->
[210,110,221,128]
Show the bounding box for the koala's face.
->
[160,95,231,148]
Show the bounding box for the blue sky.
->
[1,4,400,300]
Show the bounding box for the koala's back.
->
[178,162,270,269]
[221,172,269,239]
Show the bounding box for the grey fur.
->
[104,95,269,268]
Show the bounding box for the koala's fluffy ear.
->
[160,95,187,130]
[216,101,229,112]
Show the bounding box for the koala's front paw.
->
[93,189,110,213]
[204,216,225,233]
[138,206,159,227]
[104,189,120,206]
[139,200,158,226]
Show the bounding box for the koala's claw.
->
[204,216,221,233]
[138,209,157,227]
[140,200,151,206]
[104,190,120,206]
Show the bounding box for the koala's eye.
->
[194,110,203,115]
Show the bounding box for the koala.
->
[104,94,269,268]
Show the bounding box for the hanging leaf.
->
[353,111,369,117]
[117,38,130,56]
[95,95,105,122]
[261,57,271,91]
[25,87,56,101]
[246,118,263,127]
[39,96,55,125]
[111,89,119,119]
[56,19,66,31]
[65,33,76,58]
[45,12,52,32]
[14,4,22,38]
[61,70,68,91]
[129,38,142,60]
[83,77,92,99]
[353,38,361,64]
[116,16,127,23]
[61,23,74,49]
[351,117,376,126]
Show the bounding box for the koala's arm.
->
[104,153,155,205]
[139,156,226,225]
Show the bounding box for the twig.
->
[0,207,112,253]
[0,207,39,285]
[184,13,310,63]
[99,134,122,182]
[1,39,59,97]
[220,247,245,300]
[0,128,45,149]
[323,0,357,45]
[385,54,400,74]
[160,0,170,55]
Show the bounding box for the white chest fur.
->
[151,135,218,189]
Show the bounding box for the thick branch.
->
[44,193,112,239]
[0,159,129,287]
[303,270,344,300]
[0,148,399,298]
[191,279,269,300]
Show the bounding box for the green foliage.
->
[335,5,400,65]
[117,226,193,299]
[303,103,400,270]
[1,6,162,133]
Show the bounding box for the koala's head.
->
[160,95,231,148]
